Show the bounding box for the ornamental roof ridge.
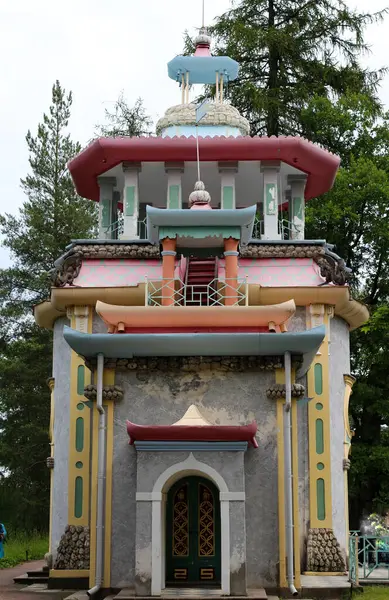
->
[173,405,212,427]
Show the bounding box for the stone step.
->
[64,593,89,600]
[113,589,268,600]
[14,574,49,585]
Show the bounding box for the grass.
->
[0,532,48,569]
[355,588,389,599]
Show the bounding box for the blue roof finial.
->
[167,3,239,93]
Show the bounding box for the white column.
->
[121,162,141,239]
[220,499,231,595]
[165,162,184,209]
[219,161,238,209]
[260,161,281,240]
[98,177,116,239]
[287,174,307,240]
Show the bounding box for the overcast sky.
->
[0,0,388,267]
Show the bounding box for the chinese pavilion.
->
[34,20,368,600]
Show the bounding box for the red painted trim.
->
[122,326,269,333]
[68,136,340,202]
[126,420,258,447]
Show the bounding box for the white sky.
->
[0,0,388,267]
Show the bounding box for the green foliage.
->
[0,532,48,568]
[193,0,387,136]
[0,81,97,533]
[95,93,153,137]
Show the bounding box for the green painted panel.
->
[75,476,83,519]
[314,363,323,395]
[317,462,324,471]
[76,461,83,469]
[159,226,241,240]
[77,365,85,396]
[168,185,180,210]
[166,475,221,585]
[265,183,277,215]
[77,402,84,410]
[101,199,110,227]
[293,196,304,221]
[76,418,84,452]
[315,402,323,411]
[125,186,135,216]
[222,186,234,209]
[316,419,324,455]
[317,478,326,521]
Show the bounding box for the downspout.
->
[284,351,298,596]
[88,352,106,597]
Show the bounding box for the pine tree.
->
[197,0,387,136]
[0,81,97,532]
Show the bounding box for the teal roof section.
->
[146,205,256,246]
[167,56,239,85]
[63,325,325,377]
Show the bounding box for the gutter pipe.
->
[284,351,298,597]
[87,352,106,597]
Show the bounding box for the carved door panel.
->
[166,476,221,586]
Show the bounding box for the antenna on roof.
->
[202,0,205,27]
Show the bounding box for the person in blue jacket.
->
[0,522,6,558]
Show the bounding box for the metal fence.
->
[349,532,389,583]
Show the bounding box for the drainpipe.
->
[284,351,298,597]
[87,352,106,597]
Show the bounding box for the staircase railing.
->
[145,277,247,307]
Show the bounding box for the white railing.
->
[252,216,303,240]
[145,277,248,307]
[103,216,148,239]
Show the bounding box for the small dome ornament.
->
[188,181,212,209]
[194,26,212,48]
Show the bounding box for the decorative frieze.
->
[266,383,305,399]
[306,528,345,572]
[83,384,123,401]
[85,355,303,372]
[240,244,326,259]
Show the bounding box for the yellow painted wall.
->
[67,307,93,527]
[306,305,333,529]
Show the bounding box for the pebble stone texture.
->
[53,525,90,570]
[83,384,124,401]
[156,103,251,136]
[72,244,160,259]
[70,242,326,261]
[266,383,305,399]
[306,528,346,572]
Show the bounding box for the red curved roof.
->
[126,420,258,447]
[68,136,340,202]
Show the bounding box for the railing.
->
[349,533,389,583]
[103,216,148,239]
[145,277,248,307]
[252,216,303,240]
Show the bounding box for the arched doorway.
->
[165,476,221,587]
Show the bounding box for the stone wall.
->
[51,317,71,558]
[110,367,279,589]
[329,316,350,554]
